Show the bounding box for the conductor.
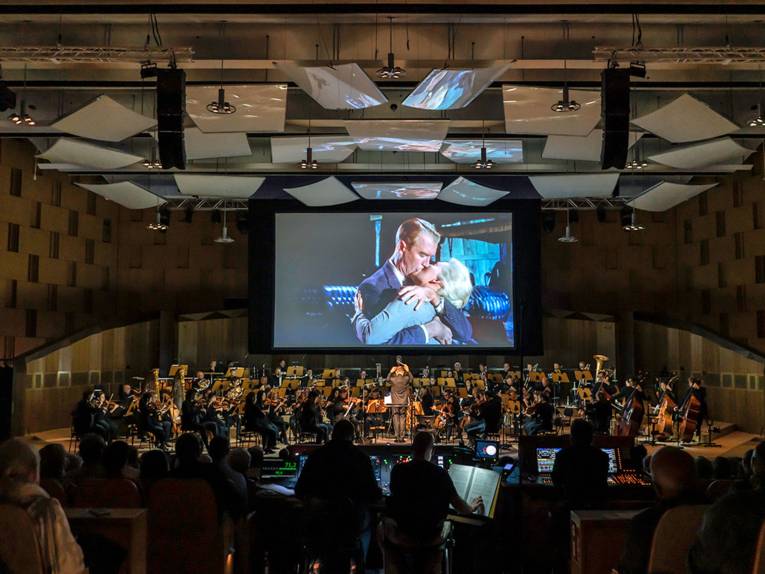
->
[388,356,412,442]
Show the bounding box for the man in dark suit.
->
[352,217,472,345]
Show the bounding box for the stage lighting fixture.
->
[551,84,581,113]
[557,210,578,243]
[626,158,648,170]
[140,62,158,78]
[629,62,647,78]
[376,17,405,79]
[0,84,16,112]
[214,207,235,244]
[206,87,236,115]
[9,100,35,126]
[473,146,493,169]
[147,209,168,232]
[300,146,318,170]
[749,103,765,127]
[142,158,163,169]
[621,207,645,232]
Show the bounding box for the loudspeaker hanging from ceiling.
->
[600,67,630,170]
[156,68,186,170]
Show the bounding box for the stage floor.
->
[24,422,762,462]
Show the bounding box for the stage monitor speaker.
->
[156,68,186,170]
[600,68,630,170]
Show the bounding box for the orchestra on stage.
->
[69,354,711,451]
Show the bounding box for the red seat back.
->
[71,478,143,508]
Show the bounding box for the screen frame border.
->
[249,197,542,356]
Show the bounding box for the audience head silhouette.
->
[331,419,355,442]
[412,430,436,460]
[0,438,38,484]
[79,433,106,465]
[175,432,203,465]
[39,443,67,480]
[651,446,696,499]
[209,436,230,463]
[140,449,169,480]
[103,440,130,477]
[228,448,250,475]
[570,419,594,447]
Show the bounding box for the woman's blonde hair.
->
[437,258,473,310]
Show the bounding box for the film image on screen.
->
[273,212,514,349]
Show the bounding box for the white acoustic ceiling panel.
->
[440,139,523,164]
[187,84,287,133]
[631,94,739,143]
[75,181,164,210]
[37,139,143,169]
[184,128,251,161]
[270,136,357,163]
[438,177,509,206]
[542,130,643,162]
[402,63,511,110]
[174,174,265,198]
[628,181,719,211]
[52,95,156,142]
[346,120,450,152]
[351,182,442,200]
[529,173,620,199]
[647,137,753,169]
[503,85,601,136]
[284,177,359,206]
[276,62,386,110]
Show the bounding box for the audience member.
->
[695,456,714,480]
[103,440,139,481]
[0,438,87,573]
[209,435,248,512]
[139,449,169,494]
[741,448,754,480]
[750,441,765,489]
[552,419,609,509]
[617,446,701,574]
[386,431,482,542]
[68,433,106,481]
[170,432,243,519]
[688,479,765,574]
[295,420,381,561]
[39,443,67,482]
[712,456,732,480]
[65,453,82,476]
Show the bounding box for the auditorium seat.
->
[71,478,143,508]
[0,503,45,574]
[40,477,68,506]
[751,520,765,574]
[147,478,235,574]
[647,505,708,574]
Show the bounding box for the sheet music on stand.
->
[448,464,501,519]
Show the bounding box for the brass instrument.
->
[593,354,609,380]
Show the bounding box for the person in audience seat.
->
[68,433,107,482]
[688,444,765,574]
[552,419,609,509]
[209,436,248,512]
[384,431,482,554]
[39,443,70,487]
[139,449,169,495]
[616,446,702,574]
[295,420,382,562]
[103,440,139,481]
[0,438,88,574]
[170,432,246,520]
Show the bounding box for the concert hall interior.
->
[3,2,765,574]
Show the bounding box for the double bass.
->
[617,387,645,437]
[678,393,702,443]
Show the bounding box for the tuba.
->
[593,354,609,379]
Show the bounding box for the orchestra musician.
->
[181,389,219,449]
[72,390,114,442]
[298,390,330,444]
[453,362,464,386]
[192,370,210,391]
[678,377,708,441]
[388,356,412,442]
[243,390,279,453]
[586,391,614,435]
[464,390,502,443]
[523,391,554,436]
[138,390,171,449]
[265,388,290,445]
[420,385,435,416]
